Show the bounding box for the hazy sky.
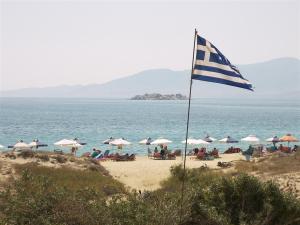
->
[1,0,299,91]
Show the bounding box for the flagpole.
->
[179,28,197,223]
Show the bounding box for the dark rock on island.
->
[130,93,188,100]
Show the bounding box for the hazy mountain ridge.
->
[1,58,299,99]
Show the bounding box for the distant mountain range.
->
[1,58,299,99]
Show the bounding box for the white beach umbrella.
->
[266,136,281,147]
[54,139,78,147]
[196,139,211,144]
[219,136,239,143]
[241,135,260,142]
[139,138,152,145]
[139,139,148,144]
[29,140,48,148]
[14,141,30,149]
[266,136,281,143]
[181,138,199,145]
[103,137,114,144]
[203,135,217,143]
[151,138,172,145]
[73,138,87,145]
[29,141,38,147]
[181,138,210,145]
[72,142,83,147]
[110,138,131,146]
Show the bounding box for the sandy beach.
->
[101,153,245,191]
[1,151,299,196]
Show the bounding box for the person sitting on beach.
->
[197,150,205,160]
[154,147,158,153]
[200,147,206,153]
[270,145,278,151]
[292,145,298,152]
[279,144,284,151]
[243,145,253,156]
[211,148,219,158]
[160,148,166,160]
[194,148,199,155]
[91,148,101,158]
[90,148,97,158]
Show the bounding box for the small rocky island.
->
[130,93,188,100]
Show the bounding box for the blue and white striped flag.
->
[192,35,253,90]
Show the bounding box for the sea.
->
[0,98,299,155]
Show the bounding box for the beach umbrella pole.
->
[179,28,197,223]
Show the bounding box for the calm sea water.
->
[0,98,299,155]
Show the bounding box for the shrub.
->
[18,150,35,159]
[161,166,300,225]
[0,164,299,225]
[52,155,67,163]
[0,170,110,225]
[35,154,50,162]
[4,152,16,159]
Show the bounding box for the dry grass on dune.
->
[234,151,300,175]
[13,163,126,196]
[234,151,300,198]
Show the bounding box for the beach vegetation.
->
[52,154,67,163]
[18,150,35,159]
[235,151,300,175]
[35,153,50,162]
[0,163,299,225]
[12,163,125,194]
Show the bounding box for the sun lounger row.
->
[224,147,241,154]
[83,149,136,161]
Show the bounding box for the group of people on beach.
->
[189,147,219,160]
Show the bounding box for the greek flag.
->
[192,35,253,90]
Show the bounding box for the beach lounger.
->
[153,152,161,160]
[81,152,90,157]
[173,149,181,156]
[95,153,103,159]
[98,150,111,161]
[167,153,176,160]
[205,155,214,160]
[54,149,63,154]
[209,149,219,158]
[224,148,241,154]
[101,150,110,158]
[114,153,136,161]
[280,147,291,154]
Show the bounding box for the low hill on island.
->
[131,93,187,100]
[1,57,299,99]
